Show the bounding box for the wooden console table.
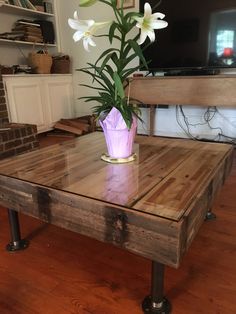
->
[129,75,236,135]
[0,132,233,313]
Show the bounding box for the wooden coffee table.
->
[0,132,233,313]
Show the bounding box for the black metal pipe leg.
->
[205,208,217,221]
[142,261,171,314]
[6,209,29,252]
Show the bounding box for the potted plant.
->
[68,0,167,160]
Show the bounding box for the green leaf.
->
[111,52,119,66]
[122,52,137,67]
[113,72,125,99]
[125,12,141,20]
[98,52,114,75]
[109,22,117,44]
[95,47,119,67]
[79,84,107,92]
[79,69,109,91]
[121,64,143,79]
[80,0,97,7]
[87,63,114,91]
[128,39,148,69]
[122,34,139,58]
[104,64,114,79]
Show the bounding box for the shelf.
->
[0,38,56,47]
[0,3,54,17]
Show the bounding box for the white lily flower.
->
[68,11,110,52]
[134,2,168,45]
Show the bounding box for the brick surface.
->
[1,118,9,124]
[23,135,36,144]
[0,97,5,104]
[0,131,8,142]
[8,130,15,140]
[16,144,32,154]
[0,111,8,118]
[0,150,15,159]
[21,128,27,137]
[27,126,33,135]
[0,123,39,159]
[5,139,22,150]
[33,141,40,148]
[0,104,7,111]
[14,129,21,138]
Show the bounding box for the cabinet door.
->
[44,76,74,126]
[5,78,49,133]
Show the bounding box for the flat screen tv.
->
[139,0,236,74]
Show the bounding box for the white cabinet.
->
[44,76,73,127]
[3,74,74,133]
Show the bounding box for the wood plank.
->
[128,75,236,106]
[0,175,182,267]
[60,119,90,132]
[65,144,194,207]
[133,145,232,220]
[179,147,234,258]
[54,122,83,135]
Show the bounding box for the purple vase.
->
[100,107,137,159]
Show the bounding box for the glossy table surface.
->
[0,132,233,267]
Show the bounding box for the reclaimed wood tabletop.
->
[0,132,233,268]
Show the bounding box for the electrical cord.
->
[175,105,198,140]
[176,105,236,145]
[134,70,236,144]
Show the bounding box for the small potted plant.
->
[68,0,167,160]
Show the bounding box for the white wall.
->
[57,0,236,142]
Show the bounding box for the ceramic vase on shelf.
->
[100,107,137,159]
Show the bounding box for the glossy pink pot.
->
[100,107,137,159]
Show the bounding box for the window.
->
[216,30,234,56]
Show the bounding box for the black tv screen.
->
[139,0,236,73]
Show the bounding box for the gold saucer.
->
[101,153,136,164]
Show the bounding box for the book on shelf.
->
[19,0,28,8]
[0,33,43,43]
[24,35,43,42]
[0,1,10,5]
[15,19,41,27]
[24,0,36,10]
[13,24,42,31]
[12,28,43,37]
[0,32,24,40]
[43,1,53,14]
[13,27,42,35]
[9,0,37,9]
[0,1,7,6]
[13,0,22,6]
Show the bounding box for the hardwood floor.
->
[0,134,235,314]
